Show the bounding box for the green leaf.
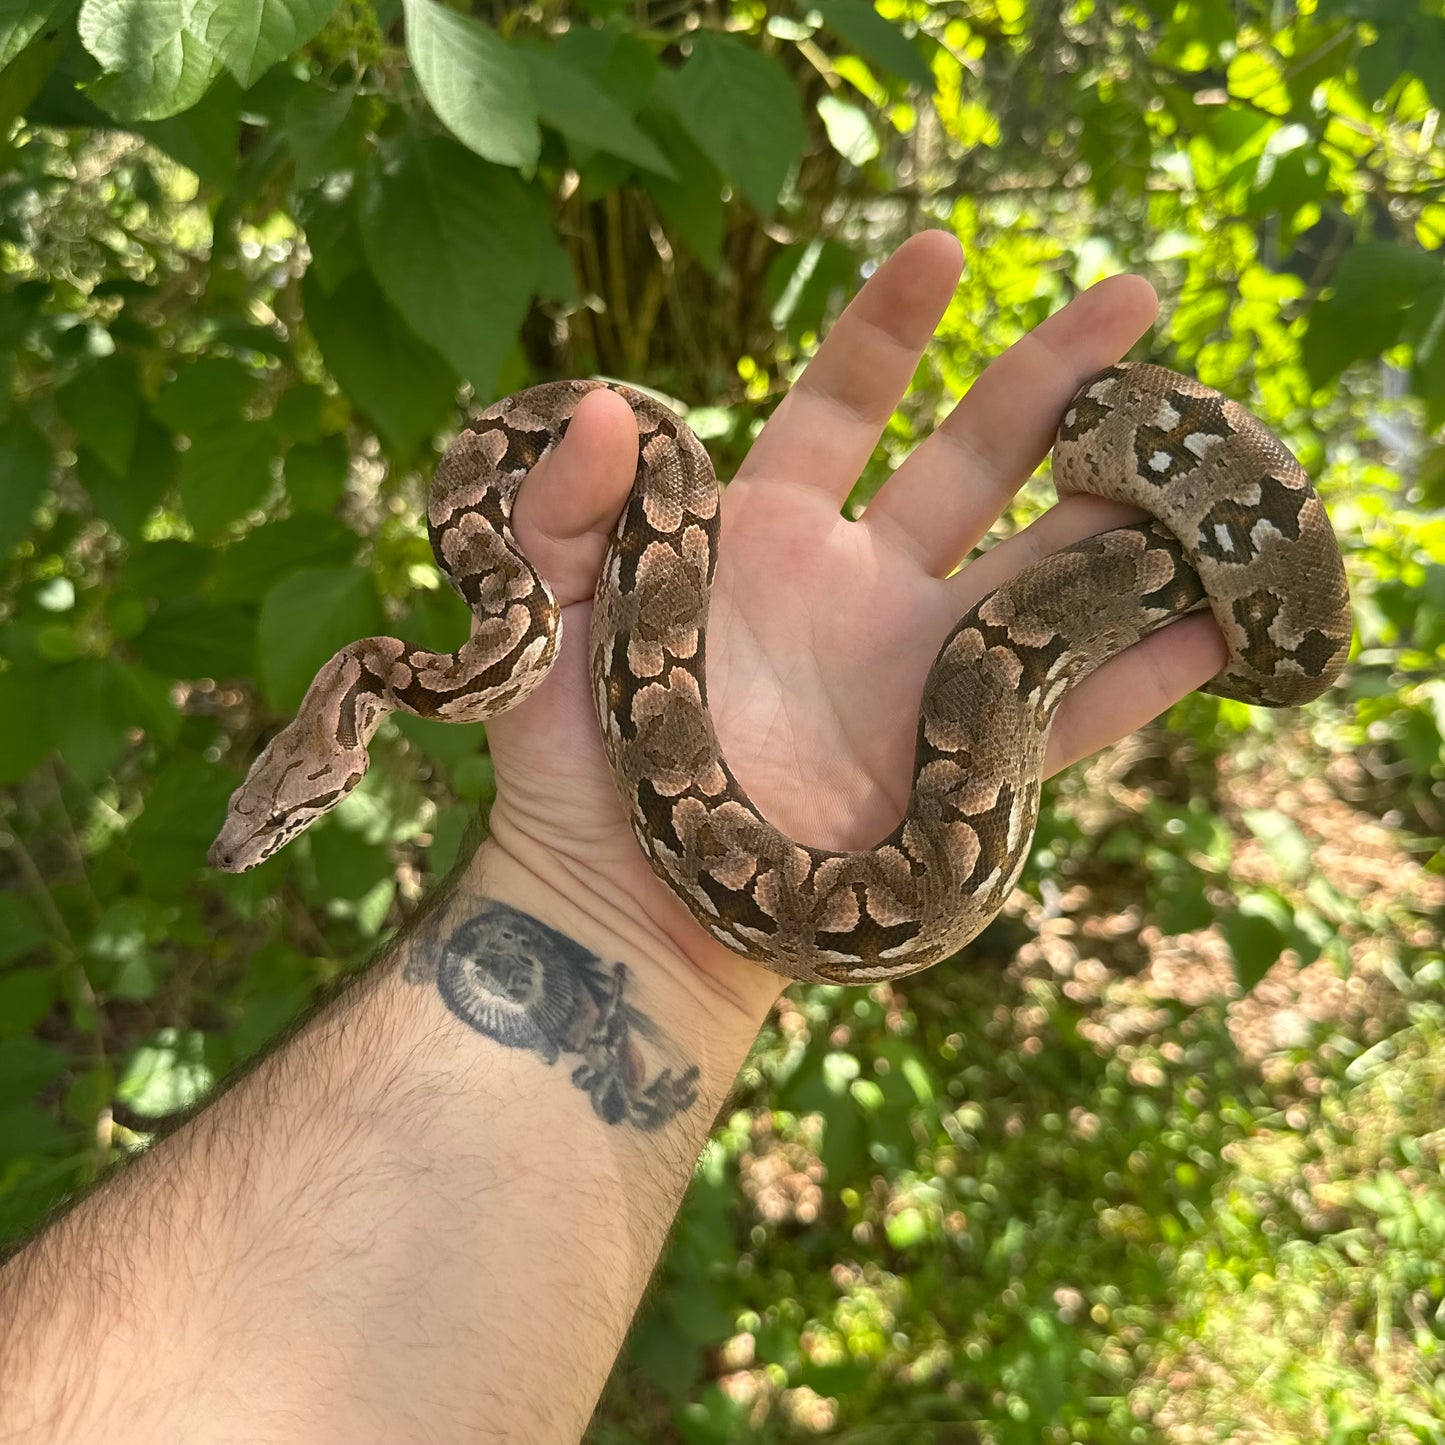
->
[351,877,396,935]
[233,986,311,1058]
[76,418,176,542]
[120,661,182,740]
[519,47,674,176]
[1302,304,1408,390]
[0,669,54,783]
[766,236,856,337]
[812,0,935,88]
[339,750,431,837]
[358,129,543,393]
[425,803,472,876]
[397,583,469,655]
[668,1278,736,1345]
[294,177,368,296]
[50,658,179,781]
[677,1385,748,1445]
[1304,241,1445,386]
[1151,867,1213,935]
[0,418,51,553]
[0,0,78,71]
[628,1307,703,1402]
[210,514,358,604]
[778,1045,866,1180]
[283,80,355,188]
[0,1036,67,1096]
[269,384,329,444]
[1241,808,1313,883]
[187,0,337,88]
[1222,898,1289,991]
[0,893,51,966]
[210,128,289,255]
[1322,240,1444,316]
[638,107,725,271]
[668,34,804,215]
[798,1359,870,1397]
[65,1064,115,1125]
[1419,444,1445,510]
[401,0,539,171]
[884,1204,929,1249]
[0,1106,74,1171]
[1246,123,1326,217]
[117,1027,213,1117]
[84,898,174,998]
[112,952,169,1002]
[78,0,225,120]
[126,757,238,892]
[283,433,349,513]
[136,69,242,187]
[1417,18,1445,109]
[554,23,657,111]
[0,1,66,134]
[0,967,58,1039]
[57,352,142,476]
[257,565,385,709]
[308,823,393,903]
[134,598,256,678]
[817,93,879,166]
[155,355,259,431]
[451,752,494,804]
[304,267,456,457]
[178,419,275,536]
[124,538,214,598]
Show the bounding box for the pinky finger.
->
[1042,614,1228,778]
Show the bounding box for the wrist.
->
[454,817,785,1066]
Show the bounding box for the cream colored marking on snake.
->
[209,365,1352,984]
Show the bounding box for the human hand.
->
[479,231,1227,999]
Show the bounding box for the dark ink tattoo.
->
[404,901,700,1130]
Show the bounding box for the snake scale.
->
[209,363,1352,984]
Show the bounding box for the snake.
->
[208,363,1352,984]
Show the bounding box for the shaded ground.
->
[588,721,1444,1443]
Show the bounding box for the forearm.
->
[0,837,781,1445]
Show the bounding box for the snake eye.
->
[268,810,288,828]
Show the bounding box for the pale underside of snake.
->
[208,364,1352,984]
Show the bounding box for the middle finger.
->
[736,230,964,504]
[863,274,1158,576]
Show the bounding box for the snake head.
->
[207,720,368,872]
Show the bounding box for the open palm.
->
[480,232,1226,992]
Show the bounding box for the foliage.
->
[0,0,1441,1438]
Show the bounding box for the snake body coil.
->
[209,364,1351,983]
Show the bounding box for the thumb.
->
[507,386,640,609]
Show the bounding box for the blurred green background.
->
[0,0,1442,1439]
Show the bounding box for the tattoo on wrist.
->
[404,900,700,1130]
